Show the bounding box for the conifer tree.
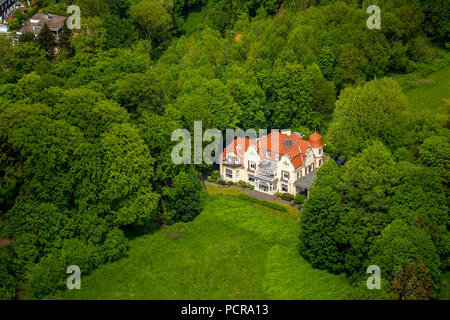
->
[36,23,56,58]
[57,23,74,58]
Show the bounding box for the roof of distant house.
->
[222,130,323,169]
[18,13,65,35]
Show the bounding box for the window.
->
[275,154,279,161]
[281,184,288,192]
[226,169,232,179]
[248,161,256,170]
[284,161,289,166]
[248,175,255,183]
[266,151,271,159]
[282,170,290,181]
[297,171,302,179]
[236,170,239,180]
[319,159,323,166]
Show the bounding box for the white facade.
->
[219,131,325,196]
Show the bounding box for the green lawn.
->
[392,65,450,112]
[55,193,357,300]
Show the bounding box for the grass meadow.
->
[393,65,450,112]
[55,189,357,300]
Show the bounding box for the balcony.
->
[256,160,278,182]
[222,162,241,168]
[256,173,277,183]
[221,157,241,168]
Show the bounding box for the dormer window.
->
[226,155,239,164]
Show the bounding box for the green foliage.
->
[76,0,110,17]
[101,229,129,263]
[36,24,56,58]
[107,0,132,18]
[19,32,36,43]
[163,169,202,222]
[294,194,305,206]
[71,17,107,54]
[391,261,435,300]
[209,170,220,182]
[419,135,450,185]
[0,249,15,300]
[369,219,441,294]
[26,238,101,298]
[300,140,449,296]
[99,123,158,227]
[328,78,409,158]
[104,16,139,50]
[300,185,343,273]
[280,193,293,201]
[112,72,164,113]
[0,42,46,83]
[130,0,173,45]
[57,23,74,60]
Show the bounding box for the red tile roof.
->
[222,131,323,169]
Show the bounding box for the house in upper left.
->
[15,13,65,41]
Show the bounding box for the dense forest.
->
[0,0,448,299]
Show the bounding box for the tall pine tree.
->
[36,23,56,58]
[57,23,74,59]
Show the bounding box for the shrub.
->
[275,192,281,198]
[238,180,247,188]
[294,194,305,206]
[101,229,128,263]
[281,193,294,201]
[210,170,220,182]
[26,253,65,298]
[217,179,226,185]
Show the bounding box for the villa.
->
[219,129,325,197]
